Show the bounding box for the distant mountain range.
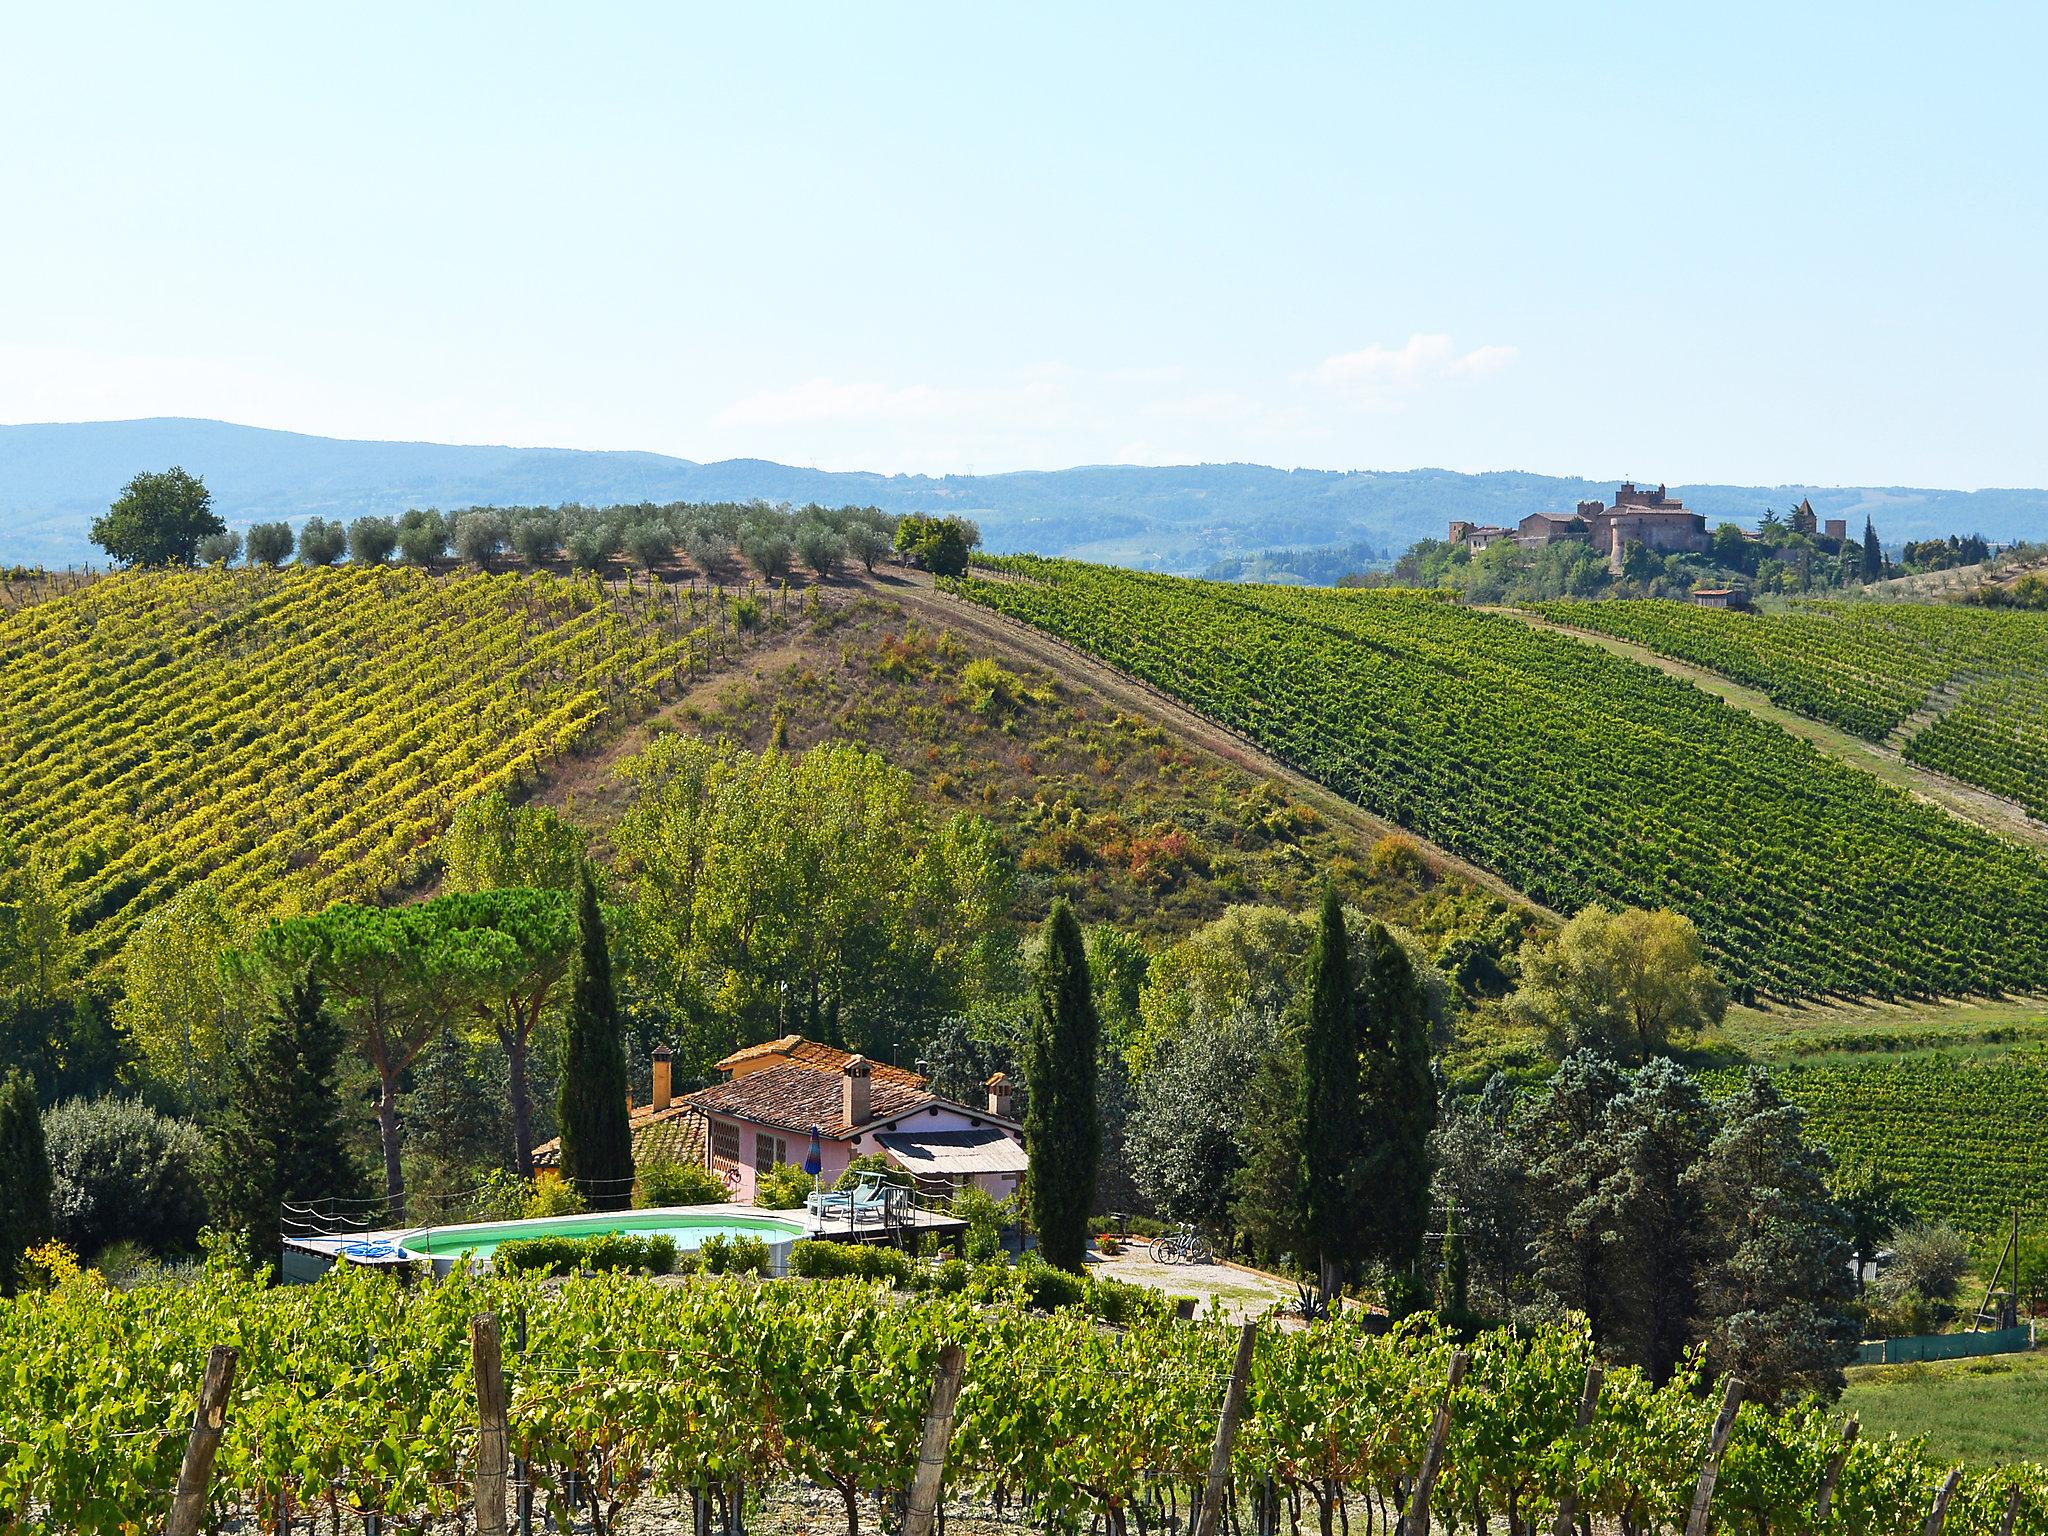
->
[6,417,2048,573]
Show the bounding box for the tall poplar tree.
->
[557,869,633,1210]
[1024,898,1099,1271]
[0,1070,51,1296]
[1296,887,1359,1300]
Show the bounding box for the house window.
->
[755,1132,787,1174]
[711,1122,740,1168]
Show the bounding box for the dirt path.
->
[873,571,1562,922]
[1505,607,2048,854]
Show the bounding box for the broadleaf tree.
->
[88,467,225,567]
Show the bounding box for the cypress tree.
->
[558,868,634,1210]
[1296,886,1359,1300]
[1357,922,1437,1273]
[206,973,360,1276]
[0,1070,51,1296]
[1861,517,1883,582]
[1024,897,1099,1271]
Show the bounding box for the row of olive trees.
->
[194,499,907,581]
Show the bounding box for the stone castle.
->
[1450,482,1711,570]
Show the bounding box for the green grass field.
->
[1841,1348,2048,1466]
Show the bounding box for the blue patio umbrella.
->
[803,1125,823,1179]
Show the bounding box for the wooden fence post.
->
[1683,1377,1744,1536]
[1195,1321,1260,1536]
[1548,1365,1604,1536]
[903,1343,968,1536]
[1401,1349,1470,1536]
[165,1344,239,1536]
[1923,1468,1962,1536]
[1814,1418,1859,1523]
[473,1314,509,1536]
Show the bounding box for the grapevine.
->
[2,1261,2042,1533]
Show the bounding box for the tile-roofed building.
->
[714,1034,927,1089]
[683,1049,1025,1205]
[689,1062,933,1138]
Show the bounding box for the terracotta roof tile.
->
[531,1103,707,1171]
[714,1035,926,1088]
[684,1064,933,1137]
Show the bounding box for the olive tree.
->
[244,521,295,567]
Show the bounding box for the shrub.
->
[523,1178,588,1219]
[951,1184,1014,1263]
[754,1163,813,1210]
[698,1231,772,1276]
[638,1161,729,1208]
[832,1153,908,1192]
[789,1239,914,1286]
[1880,1220,1971,1311]
[43,1097,208,1259]
[1017,1253,1087,1312]
[494,1231,676,1276]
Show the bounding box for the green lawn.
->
[1840,1347,2048,1466]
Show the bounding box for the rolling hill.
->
[8,417,2048,571]
[950,558,2048,1003]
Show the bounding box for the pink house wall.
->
[703,1102,1022,1204]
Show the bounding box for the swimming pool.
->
[396,1208,807,1264]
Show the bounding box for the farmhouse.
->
[686,1047,1026,1204]
[530,1036,1028,1204]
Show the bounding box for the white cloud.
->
[1306,333,1520,400]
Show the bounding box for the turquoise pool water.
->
[396,1209,806,1261]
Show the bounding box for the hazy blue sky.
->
[4,3,2043,486]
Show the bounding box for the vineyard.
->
[947,560,2048,1002]
[1533,600,2048,820]
[1753,1049,2048,1238]
[0,567,768,965]
[5,1261,2045,1534]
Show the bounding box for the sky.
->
[3,2,2045,487]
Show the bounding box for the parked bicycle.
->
[1148,1224,1216,1265]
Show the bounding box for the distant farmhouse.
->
[1450,482,1712,570]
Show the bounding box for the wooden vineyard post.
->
[473,1313,510,1536]
[1923,1468,1962,1536]
[1815,1419,1859,1523]
[1548,1365,1603,1536]
[902,1343,968,1536]
[1195,1321,1260,1536]
[1401,1348,1469,1536]
[1683,1377,1744,1536]
[1997,1487,2022,1536]
[165,1344,239,1536]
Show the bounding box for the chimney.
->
[842,1054,872,1128]
[986,1071,1013,1118]
[652,1045,673,1114]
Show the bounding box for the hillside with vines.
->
[0,566,726,965]
[948,559,2048,1003]
[1535,598,2048,820]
